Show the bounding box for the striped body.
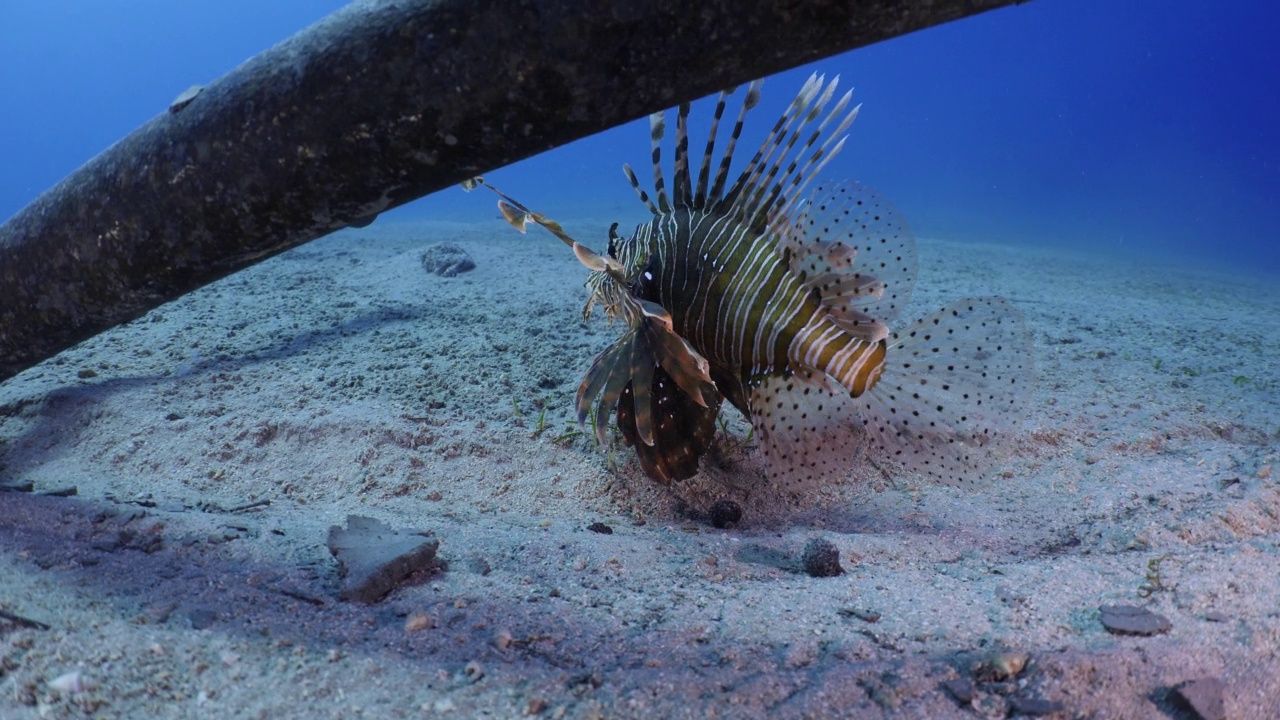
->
[626,209,886,409]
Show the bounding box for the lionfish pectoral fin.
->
[640,309,714,407]
[856,297,1035,487]
[618,365,722,485]
[628,344,657,446]
[497,200,532,233]
[575,327,641,446]
[746,367,865,492]
[572,241,624,275]
[775,181,918,330]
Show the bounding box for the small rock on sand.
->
[327,515,439,602]
[1098,605,1171,636]
[421,243,476,277]
[1174,677,1227,720]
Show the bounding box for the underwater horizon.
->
[0,0,1276,275]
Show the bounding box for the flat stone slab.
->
[1098,605,1171,636]
[327,515,439,603]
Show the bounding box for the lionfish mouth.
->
[466,72,1034,496]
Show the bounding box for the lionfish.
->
[469,74,1033,492]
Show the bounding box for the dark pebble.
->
[1099,604,1171,636]
[40,486,78,498]
[837,607,880,623]
[1008,696,1066,716]
[1174,677,1226,720]
[708,499,743,529]
[942,678,975,704]
[90,539,121,553]
[586,522,613,535]
[801,538,843,578]
[188,608,217,630]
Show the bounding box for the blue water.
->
[1,0,1276,273]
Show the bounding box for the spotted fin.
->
[747,368,865,492]
[855,297,1034,486]
[777,181,917,334]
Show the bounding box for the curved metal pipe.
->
[0,0,1023,383]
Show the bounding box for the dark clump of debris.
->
[708,499,743,529]
[586,522,613,535]
[327,515,439,603]
[944,650,1066,717]
[801,538,843,577]
[421,243,476,277]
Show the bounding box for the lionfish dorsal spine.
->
[722,73,824,214]
[692,89,731,209]
[772,98,859,224]
[648,112,671,213]
[623,163,659,215]
[706,80,763,207]
[672,102,694,209]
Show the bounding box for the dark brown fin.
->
[856,297,1035,487]
[576,327,639,446]
[616,366,722,484]
[746,368,865,492]
[576,304,715,453]
[777,181,917,332]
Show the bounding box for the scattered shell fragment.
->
[494,628,514,650]
[49,671,93,694]
[974,651,1028,681]
[404,611,436,632]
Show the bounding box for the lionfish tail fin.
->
[856,297,1035,486]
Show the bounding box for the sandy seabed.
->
[1,219,1277,719]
